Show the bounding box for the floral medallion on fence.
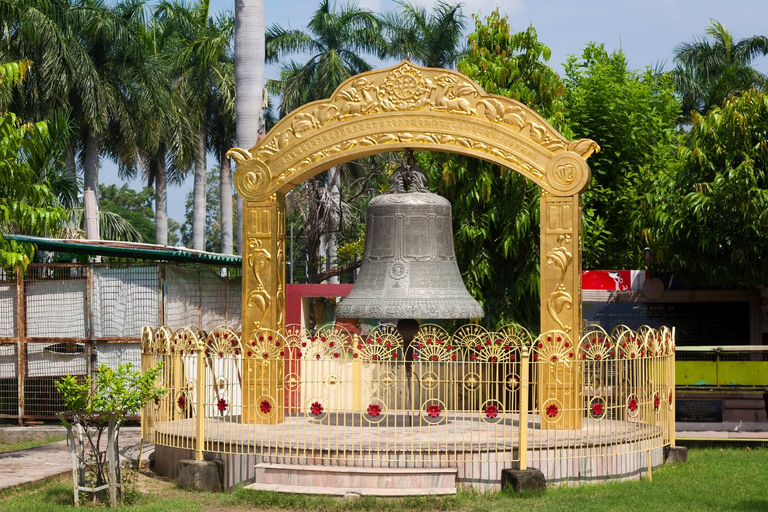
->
[255,394,277,420]
[580,328,613,361]
[463,372,482,392]
[376,370,397,391]
[480,399,504,424]
[541,398,563,424]
[653,392,661,414]
[306,397,328,421]
[420,371,440,391]
[533,331,575,364]
[626,394,640,417]
[422,399,446,425]
[175,391,188,413]
[588,396,607,420]
[245,329,286,361]
[355,324,402,362]
[412,324,457,362]
[504,373,520,392]
[667,387,674,411]
[364,398,387,424]
[216,396,229,416]
[284,372,300,392]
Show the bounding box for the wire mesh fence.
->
[0,263,241,423]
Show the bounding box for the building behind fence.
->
[0,263,241,423]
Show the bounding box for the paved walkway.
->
[0,427,150,491]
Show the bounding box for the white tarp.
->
[0,344,16,379]
[27,343,87,377]
[0,284,16,338]
[26,280,87,338]
[91,266,160,338]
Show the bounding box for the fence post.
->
[16,265,25,426]
[519,346,530,470]
[195,340,206,461]
[669,328,676,448]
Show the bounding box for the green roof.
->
[3,234,242,266]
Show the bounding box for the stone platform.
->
[151,413,666,492]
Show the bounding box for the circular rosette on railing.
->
[666,386,674,411]
[305,397,328,422]
[173,326,204,356]
[616,328,645,359]
[412,324,456,362]
[588,396,607,420]
[244,328,287,361]
[215,395,231,417]
[205,326,242,358]
[579,326,612,362]
[421,398,446,425]
[541,397,563,425]
[284,323,311,360]
[152,326,173,355]
[355,324,402,362]
[480,399,504,424]
[626,394,640,418]
[532,330,575,364]
[256,394,278,421]
[363,398,387,424]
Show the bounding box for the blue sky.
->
[104,0,768,234]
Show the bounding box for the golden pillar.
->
[539,193,583,429]
[241,195,286,424]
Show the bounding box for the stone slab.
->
[245,482,456,496]
[176,460,222,491]
[501,468,546,493]
[664,446,688,464]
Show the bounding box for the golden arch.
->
[229,62,598,425]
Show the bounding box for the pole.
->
[519,347,530,470]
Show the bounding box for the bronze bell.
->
[335,161,484,321]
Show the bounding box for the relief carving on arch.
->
[229,61,598,201]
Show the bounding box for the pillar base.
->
[501,468,546,493]
[176,460,222,491]
[664,446,688,464]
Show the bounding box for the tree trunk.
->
[83,131,100,240]
[155,158,168,246]
[220,150,233,254]
[234,0,265,254]
[192,129,207,251]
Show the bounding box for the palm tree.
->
[157,0,234,251]
[672,19,768,118]
[209,60,237,253]
[267,0,384,282]
[233,0,264,256]
[382,0,466,69]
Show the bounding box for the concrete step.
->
[246,463,457,496]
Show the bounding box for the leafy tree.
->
[672,20,768,119]
[98,184,180,245]
[0,111,68,267]
[267,0,385,282]
[383,0,466,69]
[180,166,235,252]
[563,44,680,269]
[156,0,234,251]
[640,89,768,287]
[418,10,567,330]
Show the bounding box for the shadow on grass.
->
[734,500,768,512]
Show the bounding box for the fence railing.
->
[0,263,241,423]
[142,323,676,484]
[676,345,768,388]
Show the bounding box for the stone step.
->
[247,463,457,496]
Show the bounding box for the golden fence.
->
[141,323,675,484]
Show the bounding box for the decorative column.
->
[539,192,583,429]
[240,194,286,424]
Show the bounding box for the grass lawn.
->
[0,435,68,454]
[0,447,765,511]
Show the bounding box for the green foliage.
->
[641,89,768,287]
[563,44,680,269]
[423,11,566,330]
[672,20,768,119]
[458,10,566,125]
[54,362,166,420]
[0,111,67,267]
[98,184,180,245]
[181,166,236,252]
